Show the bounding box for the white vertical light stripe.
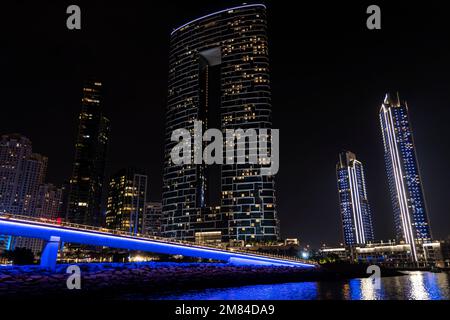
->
[348,164,365,244]
[381,105,418,262]
[353,161,366,243]
[348,167,360,244]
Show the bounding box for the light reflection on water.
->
[142,272,449,300]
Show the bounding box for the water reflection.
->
[140,272,450,300]
[360,278,377,300]
[409,272,429,300]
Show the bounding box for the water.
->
[142,271,450,300]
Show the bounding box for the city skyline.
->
[2,1,450,246]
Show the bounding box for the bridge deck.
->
[0,215,317,268]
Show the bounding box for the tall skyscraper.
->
[162,4,279,242]
[67,80,110,227]
[336,151,374,245]
[106,168,147,234]
[0,134,48,254]
[143,202,162,236]
[380,93,432,262]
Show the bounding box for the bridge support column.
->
[40,236,60,271]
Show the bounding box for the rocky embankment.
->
[0,262,403,299]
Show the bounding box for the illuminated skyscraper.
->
[163,4,278,242]
[67,80,110,227]
[106,168,147,234]
[380,93,432,262]
[336,151,374,245]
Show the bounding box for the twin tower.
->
[337,93,432,262]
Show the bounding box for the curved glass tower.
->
[380,93,432,262]
[162,4,279,242]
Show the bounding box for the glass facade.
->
[162,4,279,242]
[336,151,374,245]
[379,93,432,262]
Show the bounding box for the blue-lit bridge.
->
[0,215,317,270]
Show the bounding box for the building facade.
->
[143,202,162,236]
[16,183,63,255]
[162,4,279,243]
[320,240,445,268]
[0,134,49,255]
[67,80,110,227]
[379,93,432,262]
[336,151,374,245]
[36,184,63,220]
[0,135,47,217]
[106,168,147,234]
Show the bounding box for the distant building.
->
[0,236,7,253]
[319,246,350,262]
[336,151,374,245]
[319,240,445,268]
[439,239,450,268]
[0,134,52,255]
[0,135,47,217]
[36,184,63,220]
[143,202,162,236]
[67,80,110,227]
[380,93,432,262]
[106,168,147,234]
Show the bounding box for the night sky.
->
[2,1,450,247]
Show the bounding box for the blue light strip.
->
[0,218,315,268]
[171,3,267,35]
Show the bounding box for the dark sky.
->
[2,1,450,247]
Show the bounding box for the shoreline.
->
[0,262,406,299]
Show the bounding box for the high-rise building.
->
[67,80,110,227]
[336,151,374,245]
[0,134,48,254]
[106,168,147,234]
[143,202,162,236]
[380,93,432,262]
[0,135,47,217]
[36,184,63,220]
[162,4,279,242]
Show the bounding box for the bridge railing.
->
[0,213,317,266]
